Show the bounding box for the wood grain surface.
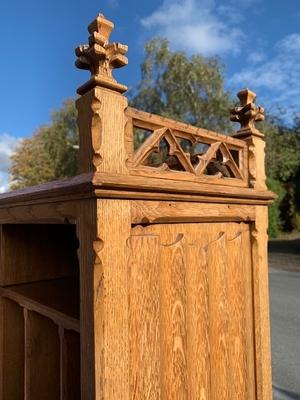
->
[128,222,256,399]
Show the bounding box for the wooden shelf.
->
[0,278,80,332]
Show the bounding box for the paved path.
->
[269,239,300,399]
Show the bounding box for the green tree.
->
[10,128,56,189]
[267,178,286,238]
[263,115,300,182]
[10,100,78,189]
[130,38,232,132]
[263,114,300,233]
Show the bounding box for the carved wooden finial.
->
[230,88,265,134]
[76,14,128,95]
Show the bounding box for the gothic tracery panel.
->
[126,107,248,185]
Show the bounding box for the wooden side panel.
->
[128,222,256,400]
[25,310,60,400]
[252,206,273,400]
[0,224,79,286]
[0,298,24,400]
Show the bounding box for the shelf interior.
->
[0,223,81,399]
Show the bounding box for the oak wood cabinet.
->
[0,14,274,400]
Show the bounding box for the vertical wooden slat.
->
[159,225,188,399]
[24,308,30,400]
[186,227,211,400]
[243,227,256,400]
[207,229,231,400]
[0,298,24,400]
[59,326,66,400]
[128,234,161,399]
[252,206,273,400]
[24,310,60,400]
[226,224,252,399]
[62,329,81,400]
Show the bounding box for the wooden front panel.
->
[128,222,255,400]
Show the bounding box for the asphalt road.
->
[269,243,300,400]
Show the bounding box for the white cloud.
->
[0,133,21,192]
[0,173,10,193]
[230,33,300,110]
[247,51,266,64]
[107,0,119,8]
[276,33,300,53]
[141,0,257,56]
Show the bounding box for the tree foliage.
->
[267,178,286,238]
[263,115,300,182]
[130,38,232,132]
[10,100,78,189]
[263,114,300,234]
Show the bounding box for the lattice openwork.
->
[126,108,248,186]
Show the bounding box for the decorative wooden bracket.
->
[230,88,264,134]
[75,14,128,95]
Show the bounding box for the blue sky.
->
[1,0,300,191]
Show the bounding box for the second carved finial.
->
[75,14,128,95]
[230,88,264,133]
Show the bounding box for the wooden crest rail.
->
[0,14,274,400]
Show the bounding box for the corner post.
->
[231,89,272,399]
[75,15,132,400]
[230,88,266,190]
[75,14,129,174]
